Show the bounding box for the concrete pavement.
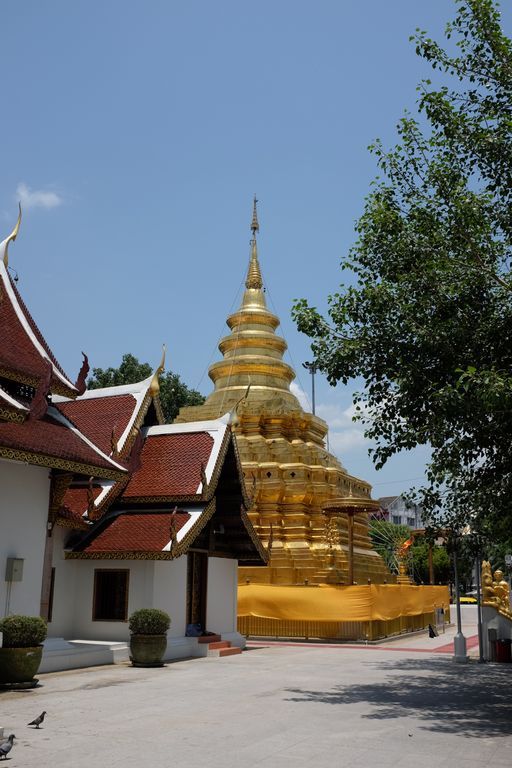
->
[0,613,510,768]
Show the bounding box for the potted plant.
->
[128,608,170,667]
[0,615,47,686]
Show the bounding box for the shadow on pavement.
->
[284,657,512,738]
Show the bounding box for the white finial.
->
[1,203,22,268]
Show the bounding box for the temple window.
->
[93,570,129,621]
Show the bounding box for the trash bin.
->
[495,639,512,663]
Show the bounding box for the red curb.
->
[245,634,480,655]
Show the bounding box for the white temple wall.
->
[206,557,238,634]
[66,559,156,641]
[53,557,189,641]
[152,559,187,638]
[46,548,240,653]
[48,526,78,637]
[0,459,50,618]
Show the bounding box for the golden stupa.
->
[176,200,389,585]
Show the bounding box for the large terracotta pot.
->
[0,646,43,684]
[129,634,167,667]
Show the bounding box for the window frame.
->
[92,569,130,622]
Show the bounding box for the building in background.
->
[378,495,423,529]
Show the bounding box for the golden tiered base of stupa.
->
[176,199,390,586]
[179,398,390,585]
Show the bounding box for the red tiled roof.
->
[61,486,102,519]
[57,507,89,530]
[83,511,190,553]
[0,408,126,478]
[56,395,138,457]
[0,264,77,397]
[378,496,398,509]
[123,432,214,498]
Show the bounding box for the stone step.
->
[197,634,222,644]
[208,646,242,658]
[206,641,231,650]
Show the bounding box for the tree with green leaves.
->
[88,353,205,423]
[410,540,452,585]
[293,0,512,539]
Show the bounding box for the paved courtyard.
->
[1,621,511,767]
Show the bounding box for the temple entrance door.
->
[186,551,208,630]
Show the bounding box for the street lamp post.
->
[302,361,316,415]
[505,554,512,593]
[452,538,469,663]
[474,549,485,663]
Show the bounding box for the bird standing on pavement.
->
[28,711,47,728]
[0,734,15,759]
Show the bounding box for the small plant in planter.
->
[0,615,47,686]
[128,609,170,667]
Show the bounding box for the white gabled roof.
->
[63,375,154,401]
[0,259,78,392]
[0,388,29,411]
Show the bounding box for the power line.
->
[371,476,427,487]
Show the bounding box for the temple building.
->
[0,208,127,623]
[0,209,266,670]
[176,201,389,585]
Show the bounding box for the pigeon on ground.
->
[28,711,46,728]
[0,734,15,759]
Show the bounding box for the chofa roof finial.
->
[149,344,166,396]
[1,203,22,268]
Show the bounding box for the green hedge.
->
[0,615,48,647]
[129,608,170,635]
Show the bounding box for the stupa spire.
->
[251,194,259,235]
[245,196,263,290]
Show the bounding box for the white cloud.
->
[328,428,369,453]
[290,383,372,458]
[316,401,373,458]
[290,381,311,411]
[16,182,63,210]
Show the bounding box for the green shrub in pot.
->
[128,609,170,667]
[0,615,47,685]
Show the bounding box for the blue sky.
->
[2,1,510,498]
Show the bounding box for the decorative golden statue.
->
[396,535,414,584]
[482,560,512,618]
[324,515,343,550]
